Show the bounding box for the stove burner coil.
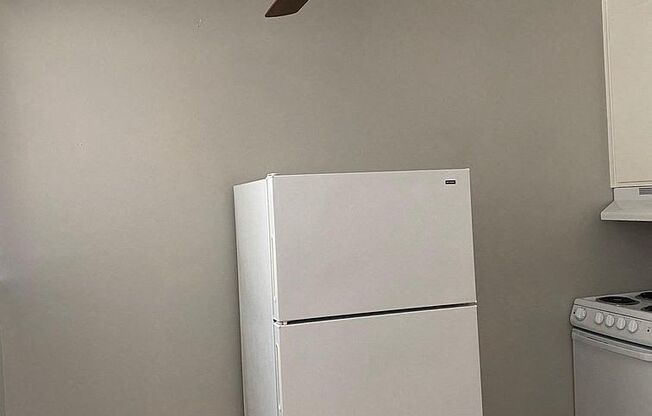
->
[596,296,640,306]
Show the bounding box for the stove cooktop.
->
[583,291,652,314]
[571,290,652,348]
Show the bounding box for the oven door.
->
[573,329,652,416]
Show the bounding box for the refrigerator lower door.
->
[573,329,652,416]
[274,305,483,416]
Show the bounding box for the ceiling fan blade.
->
[265,0,311,17]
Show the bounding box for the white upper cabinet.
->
[603,0,652,187]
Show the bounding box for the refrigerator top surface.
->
[269,168,470,178]
[234,168,471,187]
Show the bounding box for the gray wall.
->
[1,0,651,415]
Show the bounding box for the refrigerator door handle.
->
[573,329,652,362]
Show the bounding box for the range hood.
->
[265,0,310,17]
[601,187,652,221]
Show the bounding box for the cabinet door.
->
[269,170,476,322]
[604,0,652,186]
[275,306,483,416]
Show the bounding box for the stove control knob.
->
[575,307,587,321]
[605,315,615,327]
[628,320,639,333]
[594,312,605,325]
[616,317,627,330]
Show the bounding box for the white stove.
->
[571,291,652,347]
[571,291,652,416]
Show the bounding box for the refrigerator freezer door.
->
[274,305,483,416]
[270,170,476,321]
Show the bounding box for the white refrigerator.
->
[234,169,483,416]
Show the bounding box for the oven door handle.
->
[573,329,652,362]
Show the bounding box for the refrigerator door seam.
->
[274,302,477,326]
